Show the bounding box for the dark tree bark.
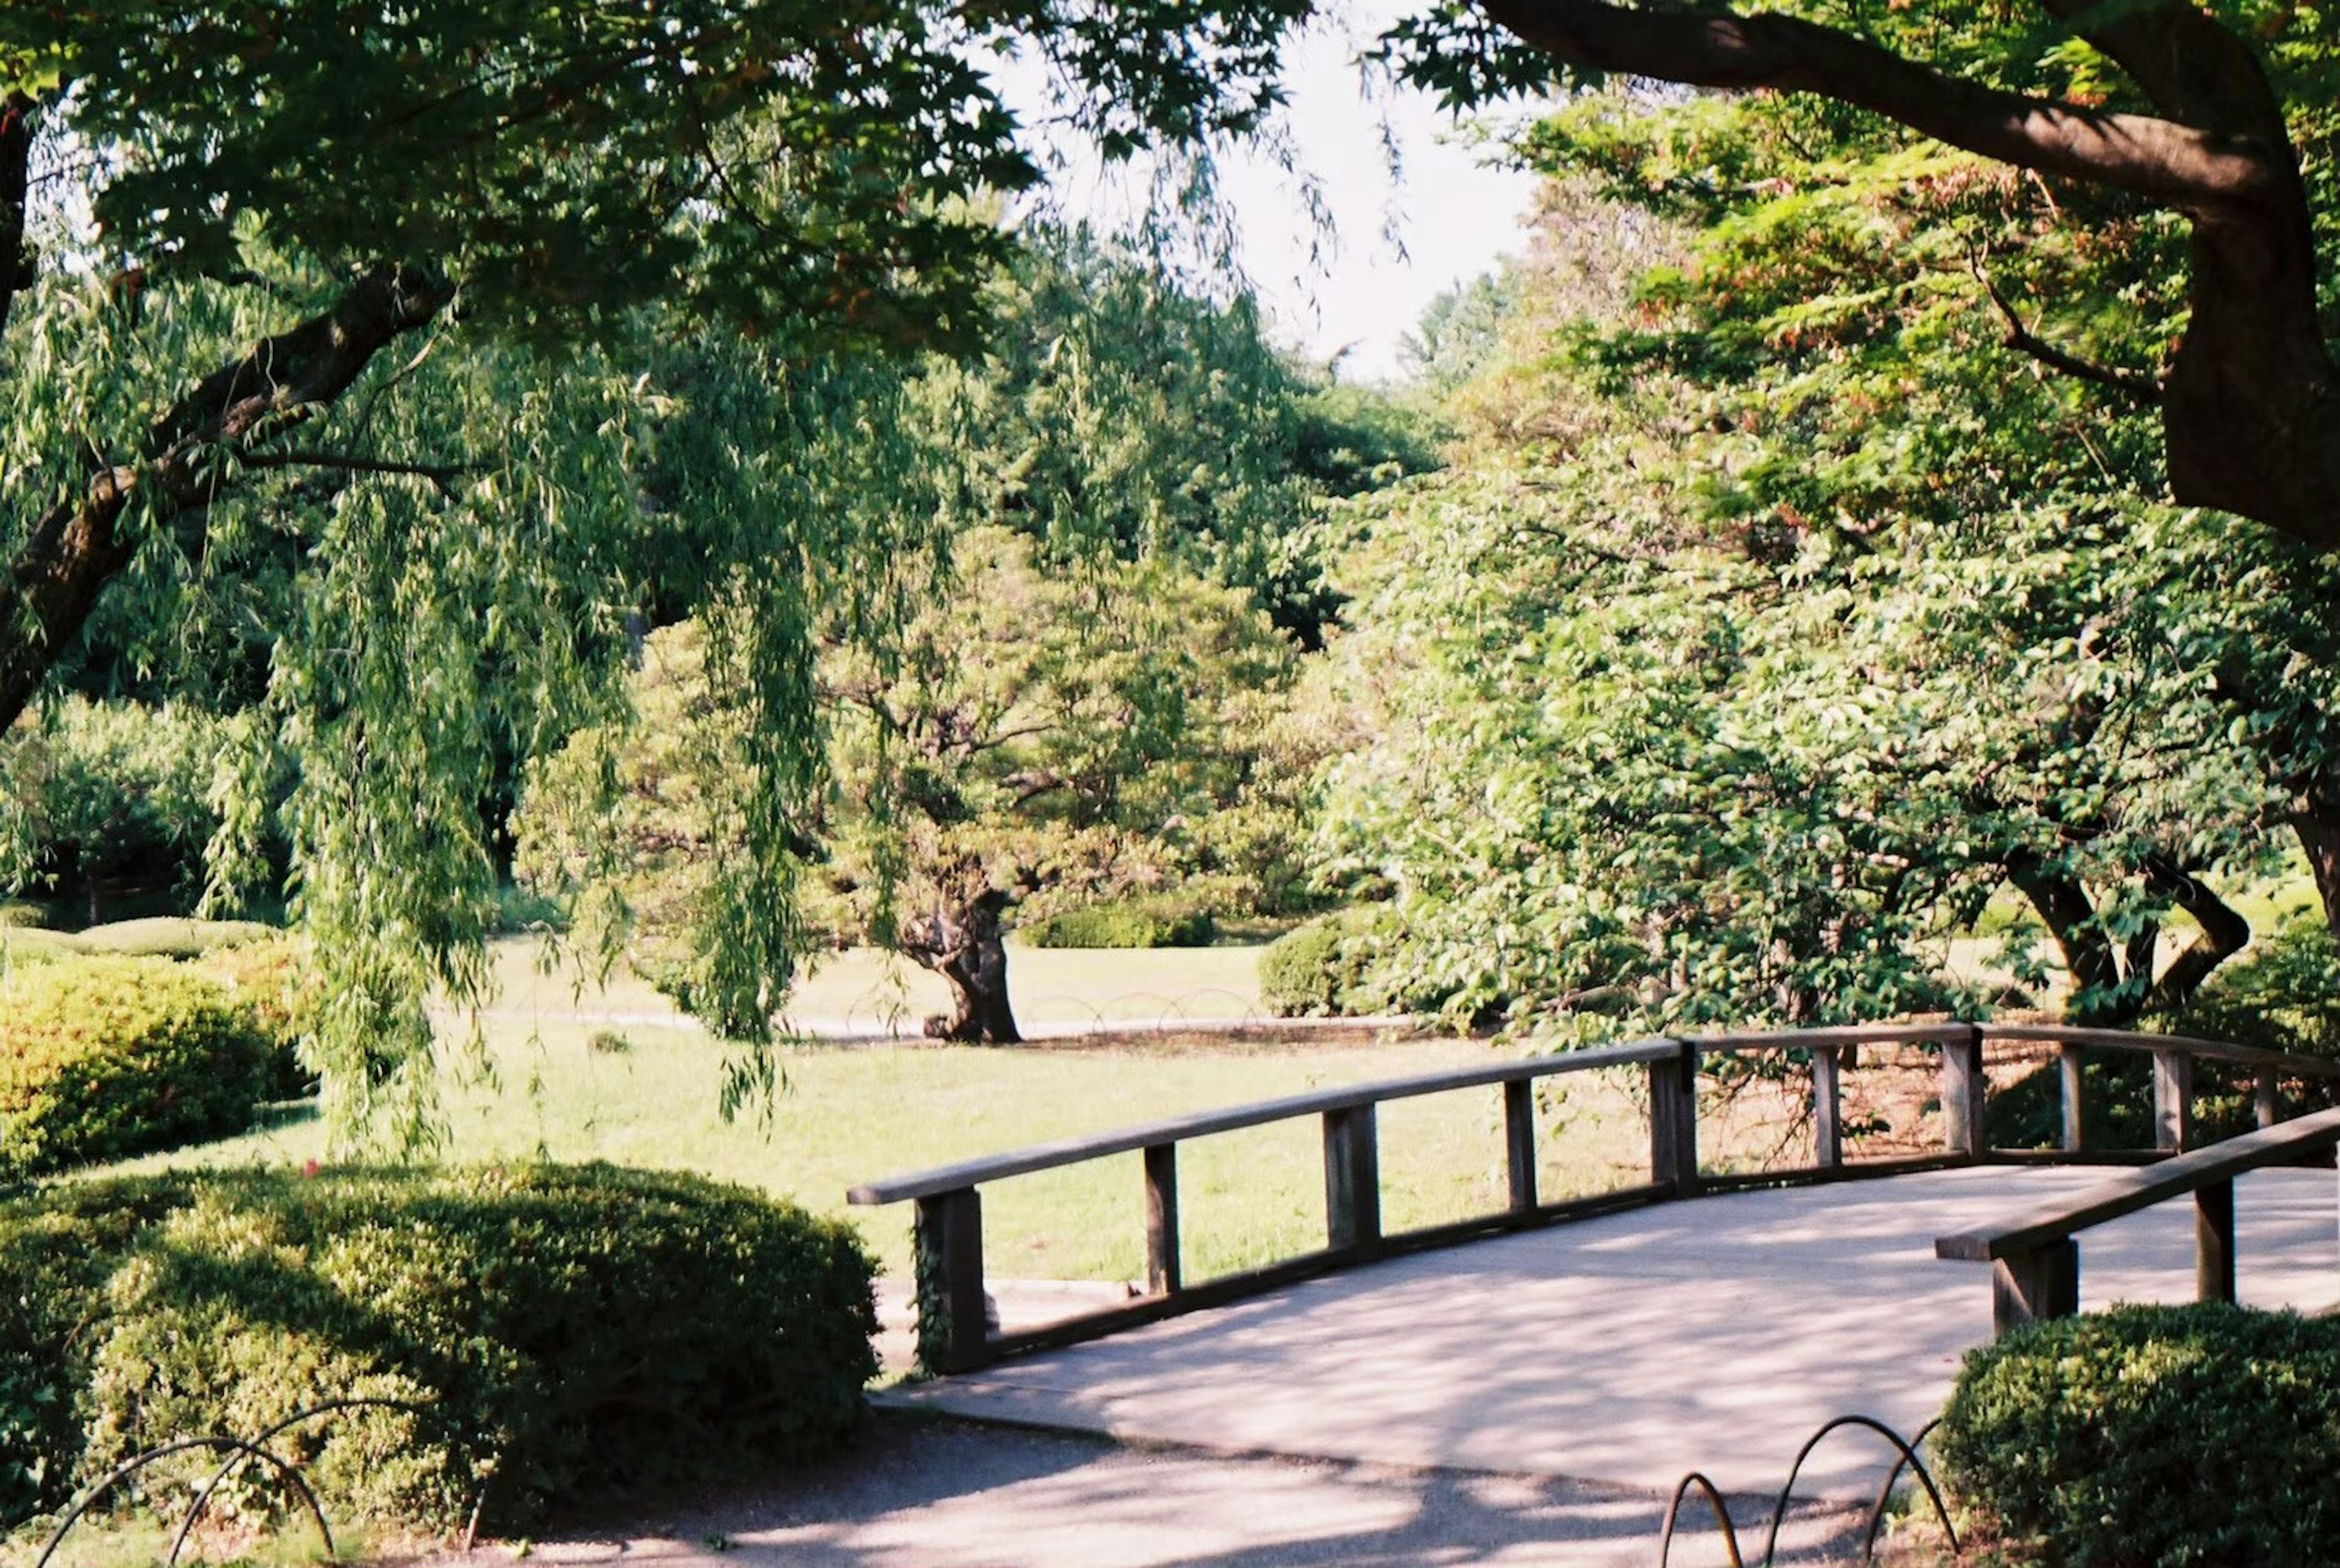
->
[0,93,34,338]
[1475,0,2340,548]
[0,264,450,733]
[2007,850,2250,1023]
[2287,793,2340,943]
[2140,854,2253,1013]
[903,887,1023,1043]
[2007,857,2129,1021]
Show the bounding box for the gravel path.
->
[431,1413,1874,1568]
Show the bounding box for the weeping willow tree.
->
[0,1,1330,1148]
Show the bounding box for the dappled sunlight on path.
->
[472,1416,1864,1568]
[890,1165,2340,1502]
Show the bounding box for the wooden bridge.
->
[848,1024,2340,1508]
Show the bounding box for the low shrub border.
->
[1937,1302,2340,1567]
[0,1165,878,1536]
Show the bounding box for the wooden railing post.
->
[1323,1105,1381,1253]
[1648,1041,1700,1198]
[2255,1066,2280,1130]
[913,1187,990,1374]
[1941,1027,1987,1159]
[2155,1049,2196,1152]
[1503,1079,1537,1213]
[1993,1240,2079,1337]
[2196,1177,2236,1304]
[2059,1042,2088,1153]
[1144,1143,1182,1296]
[1812,1045,1845,1169]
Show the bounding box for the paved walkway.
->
[885,1165,2340,1503]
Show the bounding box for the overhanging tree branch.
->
[1472,0,2340,548]
[1474,0,2285,214]
[0,265,452,731]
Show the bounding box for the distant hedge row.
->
[0,1165,878,1534]
[1018,893,1217,949]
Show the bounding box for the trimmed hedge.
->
[1019,896,1217,949]
[0,957,280,1179]
[0,1165,878,1533]
[1258,907,1416,1017]
[1937,1303,2340,1567]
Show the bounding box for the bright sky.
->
[1013,2,1547,385]
[1211,8,1545,382]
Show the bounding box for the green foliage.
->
[0,1165,877,1533]
[1308,72,2340,1038]
[522,525,1299,1035]
[1255,907,1438,1019]
[1019,895,1218,949]
[0,699,248,923]
[1938,1304,2340,1567]
[2168,914,2340,1059]
[0,957,278,1179]
[0,0,1330,1142]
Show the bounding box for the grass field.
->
[107,937,1656,1285]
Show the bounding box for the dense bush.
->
[1018,893,1218,949]
[1256,906,1447,1018]
[0,1166,878,1534]
[0,957,279,1179]
[1938,1304,2340,1567]
[0,698,235,924]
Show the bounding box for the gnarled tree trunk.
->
[904,887,1022,1044]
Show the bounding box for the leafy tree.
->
[1313,136,2297,1035]
[522,529,1296,1043]
[0,2,1321,1137]
[1383,0,2340,549]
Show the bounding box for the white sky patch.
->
[1002,1,1545,385]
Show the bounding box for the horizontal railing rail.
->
[1936,1104,2340,1336]
[848,1020,2340,1374]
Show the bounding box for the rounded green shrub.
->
[1258,915,1349,1016]
[1937,1303,2340,1567]
[69,917,281,959]
[1019,895,1218,949]
[0,957,279,1179]
[1257,907,1422,1017]
[0,1165,877,1534]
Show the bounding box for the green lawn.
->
[108,938,1656,1285]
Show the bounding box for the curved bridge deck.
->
[884,1163,2340,1502]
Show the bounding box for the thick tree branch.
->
[0,265,452,731]
[239,448,473,496]
[1475,0,2340,548]
[2141,855,2251,1013]
[1475,0,2286,215]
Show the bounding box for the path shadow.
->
[508,1411,1869,1568]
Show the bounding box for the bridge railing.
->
[1936,1103,2340,1336]
[848,1021,2340,1374]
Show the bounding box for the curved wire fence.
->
[35,1399,438,1568]
[1654,1414,1952,1568]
